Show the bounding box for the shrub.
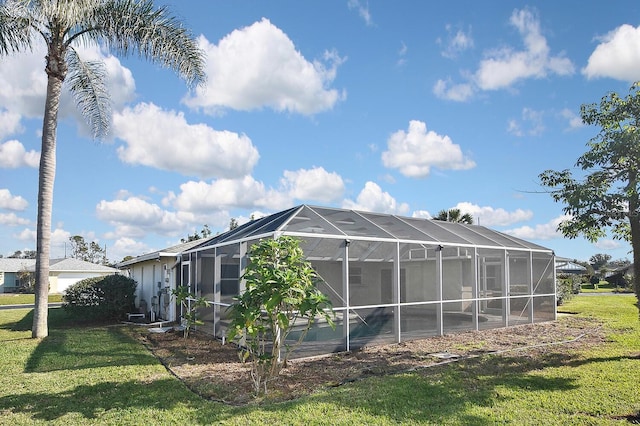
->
[228,236,334,396]
[63,274,136,321]
[556,274,581,305]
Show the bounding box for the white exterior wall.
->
[126,258,176,321]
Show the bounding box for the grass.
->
[0,294,63,305]
[580,282,635,294]
[0,295,638,425]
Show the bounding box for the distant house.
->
[604,263,634,286]
[115,237,214,322]
[555,257,588,275]
[0,258,119,294]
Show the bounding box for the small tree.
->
[172,285,210,338]
[16,268,36,293]
[227,236,334,396]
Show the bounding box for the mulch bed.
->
[125,314,607,405]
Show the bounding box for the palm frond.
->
[65,46,112,139]
[75,0,205,87]
[0,1,36,55]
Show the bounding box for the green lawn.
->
[0,294,63,305]
[0,296,638,425]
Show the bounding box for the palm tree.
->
[434,208,474,224]
[0,0,205,338]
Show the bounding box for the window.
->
[349,266,362,285]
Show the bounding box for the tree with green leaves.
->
[8,250,37,259]
[0,0,205,338]
[69,235,108,264]
[181,225,212,243]
[589,253,612,271]
[227,236,334,396]
[540,82,640,308]
[434,208,474,224]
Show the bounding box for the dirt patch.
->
[125,315,607,405]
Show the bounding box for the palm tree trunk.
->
[631,215,640,314]
[32,73,63,339]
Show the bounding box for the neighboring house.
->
[604,263,634,286]
[116,237,214,322]
[555,257,588,275]
[0,258,119,294]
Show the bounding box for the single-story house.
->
[116,237,213,322]
[604,263,634,286]
[0,257,119,294]
[555,257,588,275]
[121,205,556,359]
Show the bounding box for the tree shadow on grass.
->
[0,378,224,423]
[256,352,588,424]
[25,325,158,373]
[2,307,83,332]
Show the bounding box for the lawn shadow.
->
[2,307,77,332]
[255,350,584,424]
[25,326,158,373]
[0,378,223,423]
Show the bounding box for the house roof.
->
[193,205,552,252]
[0,258,118,273]
[116,236,215,268]
[555,258,587,273]
[0,258,35,273]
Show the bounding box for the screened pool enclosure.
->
[181,205,556,358]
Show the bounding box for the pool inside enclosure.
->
[181,205,556,359]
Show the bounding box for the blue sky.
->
[1,1,639,263]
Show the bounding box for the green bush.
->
[556,274,581,305]
[63,274,136,321]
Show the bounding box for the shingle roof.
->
[0,258,35,273]
[0,258,118,273]
[115,236,215,268]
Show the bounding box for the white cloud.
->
[503,214,570,240]
[583,24,640,81]
[433,78,475,102]
[560,108,584,130]
[0,212,30,226]
[0,140,40,168]
[342,181,409,215]
[169,167,346,214]
[507,108,545,137]
[0,189,28,211]
[594,239,622,250]
[435,9,574,101]
[452,202,533,226]
[170,176,286,212]
[440,25,474,59]
[0,110,23,139]
[96,197,189,238]
[11,226,70,257]
[412,210,432,219]
[0,46,49,118]
[382,120,475,178]
[109,237,154,261]
[281,167,345,203]
[475,9,574,90]
[113,102,259,179]
[184,20,346,115]
[347,0,373,26]
[397,41,408,67]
